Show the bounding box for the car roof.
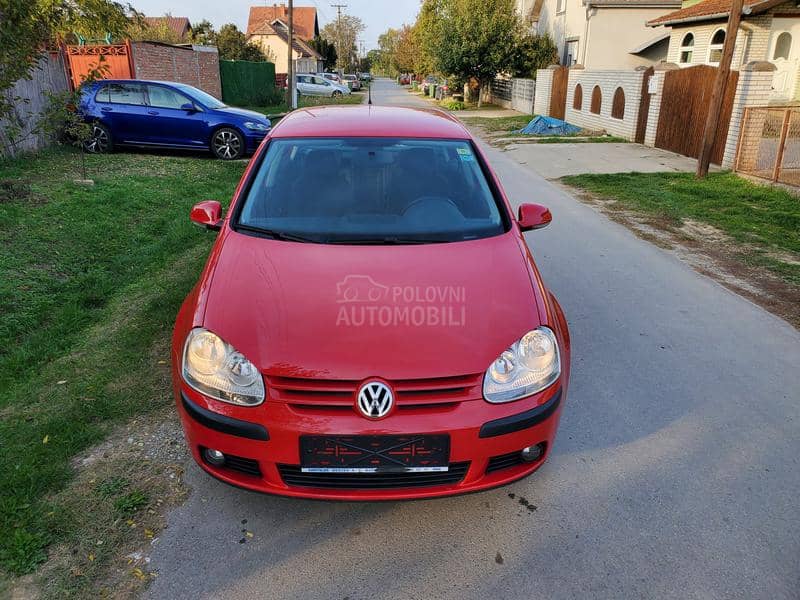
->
[90,79,193,87]
[271,106,471,140]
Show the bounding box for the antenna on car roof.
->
[368,80,372,105]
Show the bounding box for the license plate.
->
[300,435,450,473]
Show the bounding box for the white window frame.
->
[707,28,726,65]
[773,31,792,60]
[556,0,566,14]
[679,32,695,65]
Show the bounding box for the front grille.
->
[278,462,470,489]
[268,373,482,409]
[486,451,525,474]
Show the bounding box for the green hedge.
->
[220,60,277,106]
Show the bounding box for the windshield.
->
[236,138,507,244]
[173,83,226,109]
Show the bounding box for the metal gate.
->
[735,106,800,186]
[65,43,133,89]
[549,66,569,121]
[655,65,738,164]
[511,78,535,114]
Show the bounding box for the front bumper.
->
[244,131,269,153]
[175,384,565,500]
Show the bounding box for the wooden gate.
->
[634,66,654,144]
[65,43,133,89]
[549,66,569,120]
[655,65,739,164]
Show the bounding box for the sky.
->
[127,0,422,50]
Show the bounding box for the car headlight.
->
[243,121,270,132]
[182,328,265,406]
[483,327,560,403]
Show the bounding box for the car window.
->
[95,84,111,103]
[237,138,507,244]
[313,77,330,86]
[147,85,189,109]
[172,83,225,109]
[107,83,147,106]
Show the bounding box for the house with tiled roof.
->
[246,4,319,41]
[648,0,800,100]
[142,16,192,41]
[248,19,323,75]
[516,0,681,68]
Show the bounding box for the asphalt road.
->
[146,79,800,599]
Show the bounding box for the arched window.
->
[774,32,792,60]
[708,29,725,64]
[679,32,694,64]
[611,87,625,119]
[590,86,602,114]
[573,83,583,110]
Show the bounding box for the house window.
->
[774,32,792,60]
[573,84,583,110]
[679,33,694,64]
[563,39,579,66]
[708,29,725,65]
[590,86,602,114]
[611,87,625,119]
[556,0,566,13]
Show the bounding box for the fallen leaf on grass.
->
[88,553,95,562]
[57,380,67,385]
[43,435,50,444]
[132,568,146,581]
[144,528,154,539]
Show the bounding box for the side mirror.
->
[190,200,223,231]
[181,102,197,112]
[518,203,552,232]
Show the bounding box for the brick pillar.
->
[722,61,777,169]
[533,65,556,116]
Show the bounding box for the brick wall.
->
[130,42,222,99]
[564,69,646,139]
[722,61,777,168]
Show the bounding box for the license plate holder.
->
[299,435,450,473]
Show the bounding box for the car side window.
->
[147,85,189,109]
[95,84,111,103]
[107,83,147,106]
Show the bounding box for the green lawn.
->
[562,172,800,286]
[240,91,365,117]
[0,149,246,579]
[459,114,534,133]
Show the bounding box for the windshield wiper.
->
[327,237,450,245]
[234,224,321,243]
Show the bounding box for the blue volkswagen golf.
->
[79,80,271,160]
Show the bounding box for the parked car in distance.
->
[320,72,343,84]
[359,72,372,82]
[421,75,440,94]
[174,105,571,500]
[398,74,411,85]
[342,74,361,90]
[297,74,351,97]
[79,79,270,160]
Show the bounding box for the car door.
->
[296,75,315,96]
[312,76,333,96]
[145,84,208,148]
[102,83,150,143]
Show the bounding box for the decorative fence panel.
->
[511,78,535,114]
[220,60,277,106]
[65,44,133,89]
[735,106,800,186]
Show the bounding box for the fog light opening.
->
[520,443,545,463]
[204,448,226,466]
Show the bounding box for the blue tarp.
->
[517,115,581,136]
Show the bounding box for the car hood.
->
[202,230,541,380]
[215,106,271,124]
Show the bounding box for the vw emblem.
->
[357,381,394,419]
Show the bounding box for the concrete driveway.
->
[145,79,800,600]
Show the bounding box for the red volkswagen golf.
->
[172,106,570,500]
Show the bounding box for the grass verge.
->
[459,115,535,133]
[238,91,365,117]
[0,148,245,588]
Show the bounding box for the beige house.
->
[516,0,680,68]
[247,19,323,74]
[649,0,800,100]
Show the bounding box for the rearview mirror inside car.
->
[190,201,223,231]
[518,203,552,232]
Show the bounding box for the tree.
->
[426,0,537,106]
[310,36,337,71]
[395,25,418,74]
[191,19,216,45]
[509,31,558,78]
[375,28,401,76]
[320,14,365,72]
[215,24,268,62]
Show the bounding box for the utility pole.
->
[696,0,744,178]
[331,3,347,72]
[287,0,296,109]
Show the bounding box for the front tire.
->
[85,123,112,154]
[211,128,244,160]
[332,90,342,98]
